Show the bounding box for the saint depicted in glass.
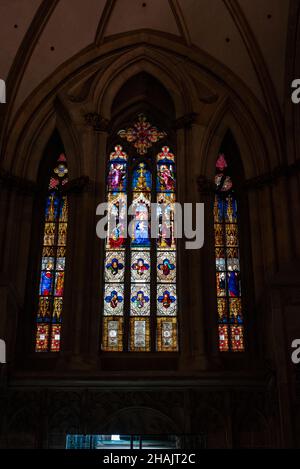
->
[101,116,178,352]
[214,154,244,352]
[35,153,68,352]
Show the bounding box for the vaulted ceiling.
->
[0,0,291,118]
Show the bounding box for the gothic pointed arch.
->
[101,74,178,353]
[33,130,69,352]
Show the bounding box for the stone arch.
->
[236,409,271,448]
[12,98,83,181]
[48,407,80,435]
[200,96,275,180]
[110,72,176,124]
[3,31,271,177]
[7,407,38,449]
[92,46,197,119]
[194,404,229,449]
[97,406,180,435]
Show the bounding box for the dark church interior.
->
[1,0,300,453]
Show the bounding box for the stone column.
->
[175,114,208,370]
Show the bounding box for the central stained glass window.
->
[101,115,178,352]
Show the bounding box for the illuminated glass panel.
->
[102,317,124,352]
[105,252,125,282]
[155,147,178,350]
[101,117,178,352]
[214,153,244,352]
[35,153,68,352]
[131,192,151,249]
[157,317,178,351]
[130,284,150,316]
[129,161,152,349]
[107,145,127,192]
[157,252,176,283]
[131,251,150,282]
[35,324,50,352]
[157,146,176,193]
[157,285,177,317]
[118,114,166,155]
[132,162,151,192]
[102,146,127,351]
[157,193,176,250]
[129,317,150,351]
[107,193,127,250]
[104,284,124,316]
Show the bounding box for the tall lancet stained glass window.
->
[214,154,244,352]
[35,153,69,352]
[102,114,178,352]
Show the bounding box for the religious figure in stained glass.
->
[131,201,150,247]
[132,258,150,276]
[101,116,178,352]
[106,257,124,277]
[157,254,176,283]
[214,153,244,352]
[35,153,68,352]
[107,193,127,249]
[104,284,124,316]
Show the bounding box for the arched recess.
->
[99,72,180,355]
[10,97,83,183]
[92,46,198,119]
[201,124,257,357]
[48,407,80,448]
[7,407,38,449]
[236,410,271,448]
[110,72,176,129]
[3,42,198,183]
[15,128,73,357]
[200,96,274,181]
[2,30,277,179]
[99,406,180,435]
[194,404,228,449]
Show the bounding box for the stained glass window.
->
[35,153,68,352]
[102,115,178,352]
[214,154,244,352]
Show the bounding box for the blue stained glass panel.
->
[39,271,54,296]
[132,163,151,191]
[45,194,60,221]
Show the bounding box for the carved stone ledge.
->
[173,113,198,130]
[197,175,215,194]
[84,112,110,132]
[245,158,300,191]
[197,158,300,195]
[0,168,38,195]
[62,176,90,194]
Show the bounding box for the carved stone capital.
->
[84,112,110,132]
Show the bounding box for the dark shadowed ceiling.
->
[0,0,290,117]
